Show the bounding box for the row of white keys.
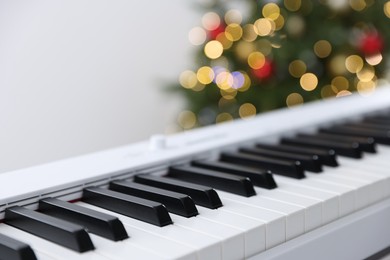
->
[262,177,339,224]
[79,200,269,259]
[217,190,305,241]
[195,206,266,257]
[215,197,285,249]
[77,202,222,260]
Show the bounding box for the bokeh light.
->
[204,40,224,59]
[225,9,243,25]
[262,3,280,20]
[179,70,197,89]
[286,93,304,107]
[188,27,207,46]
[239,103,257,118]
[254,18,275,36]
[248,52,266,69]
[216,112,234,123]
[178,111,197,129]
[314,40,332,58]
[385,1,390,18]
[197,66,214,84]
[289,60,307,78]
[202,12,221,30]
[345,55,364,73]
[300,73,318,91]
[284,0,301,11]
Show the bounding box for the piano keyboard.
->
[1,87,390,260]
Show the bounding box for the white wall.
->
[0,0,199,172]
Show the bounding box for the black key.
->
[321,126,390,145]
[4,206,94,253]
[0,233,37,260]
[220,151,305,179]
[363,118,390,125]
[256,143,339,167]
[281,136,362,158]
[313,131,377,153]
[239,147,322,172]
[110,181,198,217]
[168,166,256,197]
[191,160,277,189]
[39,198,128,241]
[134,175,223,209]
[83,187,172,227]
[344,121,390,131]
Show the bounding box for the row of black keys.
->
[3,113,390,260]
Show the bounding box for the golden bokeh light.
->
[289,60,307,78]
[357,80,376,96]
[197,66,214,84]
[366,53,383,66]
[216,71,234,90]
[216,33,233,50]
[314,40,332,58]
[225,9,243,25]
[242,24,258,42]
[204,40,224,59]
[357,65,375,82]
[385,1,390,18]
[220,88,237,99]
[218,97,236,109]
[178,110,197,129]
[192,82,206,92]
[350,0,366,11]
[202,12,221,31]
[254,18,275,36]
[179,70,197,89]
[300,73,318,91]
[345,55,364,73]
[329,55,347,75]
[262,3,280,20]
[284,0,301,11]
[248,52,266,69]
[331,76,349,91]
[239,103,257,118]
[274,15,285,31]
[216,112,234,123]
[225,23,243,41]
[286,93,304,107]
[237,73,252,92]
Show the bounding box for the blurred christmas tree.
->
[170,0,390,130]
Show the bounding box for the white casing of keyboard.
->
[1,86,390,259]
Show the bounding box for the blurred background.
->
[0,0,198,172]
[1,0,389,173]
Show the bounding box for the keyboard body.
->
[1,86,390,260]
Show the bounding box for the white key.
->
[78,202,220,260]
[307,171,372,209]
[90,234,168,260]
[272,176,339,224]
[300,178,356,216]
[321,165,386,204]
[196,206,266,258]
[257,188,322,232]
[217,190,305,241]
[217,196,286,249]
[170,214,244,260]
[0,224,110,260]
[340,157,390,198]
